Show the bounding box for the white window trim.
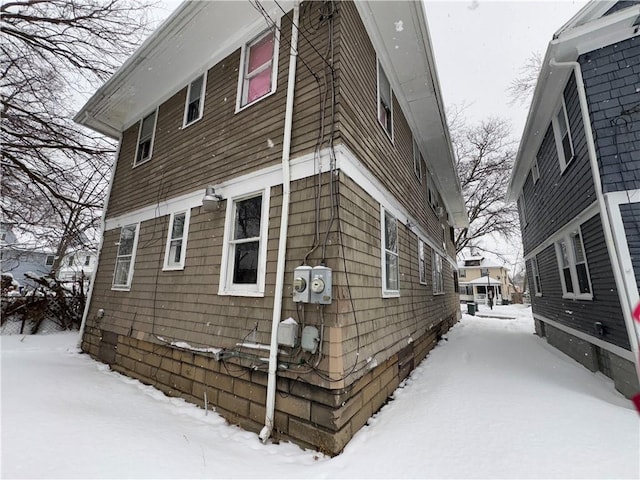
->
[133,108,158,167]
[182,73,207,128]
[531,256,542,297]
[235,24,280,113]
[519,194,527,226]
[432,249,444,295]
[554,229,593,301]
[551,97,575,173]
[381,207,400,298]
[376,58,394,142]
[45,255,55,266]
[219,188,270,297]
[418,238,427,285]
[532,158,540,184]
[413,139,422,182]
[112,223,140,291]
[163,209,190,271]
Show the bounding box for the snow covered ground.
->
[2,304,638,479]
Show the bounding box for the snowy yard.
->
[2,304,638,479]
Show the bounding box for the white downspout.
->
[260,1,299,443]
[77,134,122,349]
[550,58,640,385]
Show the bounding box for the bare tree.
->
[449,106,520,254]
[507,51,542,106]
[1,0,154,272]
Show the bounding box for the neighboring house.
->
[57,250,97,289]
[74,1,467,454]
[506,0,640,398]
[458,256,515,305]
[1,224,53,288]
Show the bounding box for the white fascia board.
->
[506,4,640,202]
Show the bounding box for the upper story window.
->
[459,268,466,278]
[552,97,575,172]
[67,255,74,267]
[134,110,157,166]
[418,238,427,285]
[84,256,91,267]
[433,249,444,295]
[113,223,140,290]
[531,256,542,296]
[237,28,278,110]
[183,74,206,127]
[220,190,269,296]
[427,174,439,212]
[555,228,592,300]
[381,208,399,297]
[45,255,54,266]
[163,210,190,270]
[532,158,540,184]
[413,139,423,181]
[377,60,393,139]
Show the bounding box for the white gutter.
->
[549,59,640,386]
[76,137,122,348]
[260,1,299,443]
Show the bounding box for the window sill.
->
[382,290,400,298]
[562,293,593,301]
[433,292,445,296]
[219,289,265,298]
[182,116,203,129]
[535,293,543,297]
[133,157,152,169]
[111,286,132,292]
[235,89,276,114]
[162,265,185,272]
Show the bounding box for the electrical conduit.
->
[260,1,300,443]
[549,58,640,386]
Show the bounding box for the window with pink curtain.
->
[242,31,275,106]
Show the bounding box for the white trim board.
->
[534,313,635,362]
[104,144,457,267]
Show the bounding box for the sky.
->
[425,0,589,138]
[2,304,638,478]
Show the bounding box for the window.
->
[377,60,393,138]
[113,223,140,290]
[45,255,54,266]
[518,194,527,226]
[163,210,190,270]
[183,74,206,126]
[381,208,399,296]
[418,239,427,285]
[134,110,157,166]
[433,249,444,295]
[413,139,422,181]
[0,233,5,241]
[532,158,540,184]
[554,228,592,300]
[552,98,575,172]
[427,174,439,211]
[459,268,466,278]
[453,271,459,293]
[531,256,542,296]
[220,191,269,296]
[67,255,74,267]
[238,28,278,109]
[441,225,446,250]
[84,256,91,267]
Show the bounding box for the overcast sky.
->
[425,0,589,138]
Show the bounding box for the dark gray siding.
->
[621,202,640,294]
[520,72,596,256]
[580,35,640,193]
[529,213,630,350]
[603,0,639,16]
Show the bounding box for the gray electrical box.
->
[301,326,320,353]
[292,266,312,303]
[277,318,298,347]
[310,266,332,304]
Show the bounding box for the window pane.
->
[114,258,131,286]
[234,197,262,240]
[572,233,585,263]
[189,76,203,103]
[559,240,570,268]
[247,69,272,104]
[576,264,591,294]
[172,213,185,240]
[563,267,574,293]
[118,225,137,256]
[562,134,573,161]
[384,211,397,253]
[385,252,398,291]
[557,109,568,137]
[248,33,274,74]
[233,242,259,284]
[169,240,182,264]
[378,64,391,107]
[137,140,151,163]
[140,112,155,140]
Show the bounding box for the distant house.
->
[507,0,640,398]
[74,1,467,454]
[458,256,515,305]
